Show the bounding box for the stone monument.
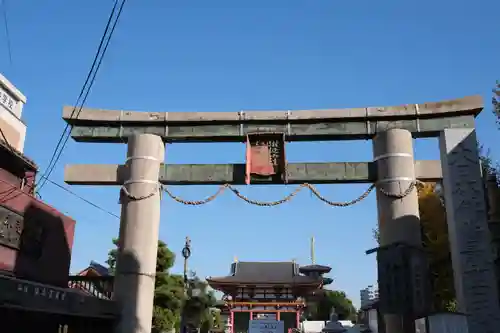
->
[321,308,347,333]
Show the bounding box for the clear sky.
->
[1,0,499,308]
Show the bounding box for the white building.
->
[0,73,27,153]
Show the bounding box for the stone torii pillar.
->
[113,133,165,333]
[373,128,421,333]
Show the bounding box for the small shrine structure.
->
[207,260,330,333]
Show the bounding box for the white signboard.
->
[255,313,276,320]
[249,320,284,333]
[0,85,17,112]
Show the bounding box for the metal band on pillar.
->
[373,152,413,161]
[374,152,416,190]
[126,156,162,162]
[117,271,157,278]
[377,177,415,184]
[124,179,158,185]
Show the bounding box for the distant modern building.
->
[359,285,381,333]
[360,285,379,309]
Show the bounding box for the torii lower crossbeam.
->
[64,160,442,185]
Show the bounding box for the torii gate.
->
[62,95,500,333]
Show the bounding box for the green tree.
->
[372,229,380,244]
[107,239,185,333]
[311,290,357,322]
[184,271,219,333]
[200,309,222,333]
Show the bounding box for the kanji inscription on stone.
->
[440,128,500,333]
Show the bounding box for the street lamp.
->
[181,237,201,333]
[183,236,192,290]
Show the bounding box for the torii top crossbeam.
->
[62,95,482,143]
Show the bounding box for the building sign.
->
[0,85,17,112]
[255,314,277,320]
[0,274,117,318]
[0,205,23,249]
[0,204,44,257]
[17,282,67,301]
[249,320,284,333]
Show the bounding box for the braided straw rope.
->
[121,180,424,207]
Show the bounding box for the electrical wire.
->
[0,127,15,154]
[38,175,120,219]
[1,0,12,67]
[36,0,127,194]
[36,0,122,192]
[0,127,119,219]
[0,176,120,220]
[0,103,119,221]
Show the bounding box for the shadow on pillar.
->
[371,214,432,333]
[115,250,144,333]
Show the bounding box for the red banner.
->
[245,133,286,185]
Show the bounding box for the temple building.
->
[207,260,331,333]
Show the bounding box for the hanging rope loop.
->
[116,180,426,206]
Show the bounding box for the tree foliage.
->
[310,290,357,322]
[201,309,222,333]
[107,239,218,333]
[184,271,219,333]
[418,183,455,311]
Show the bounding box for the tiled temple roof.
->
[207,261,322,286]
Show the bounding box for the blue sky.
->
[1,0,499,308]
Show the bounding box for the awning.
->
[0,275,117,318]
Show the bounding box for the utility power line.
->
[0,176,120,220]
[36,0,127,194]
[0,127,15,154]
[38,175,120,219]
[0,130,119,220]
[1,0,12,67]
